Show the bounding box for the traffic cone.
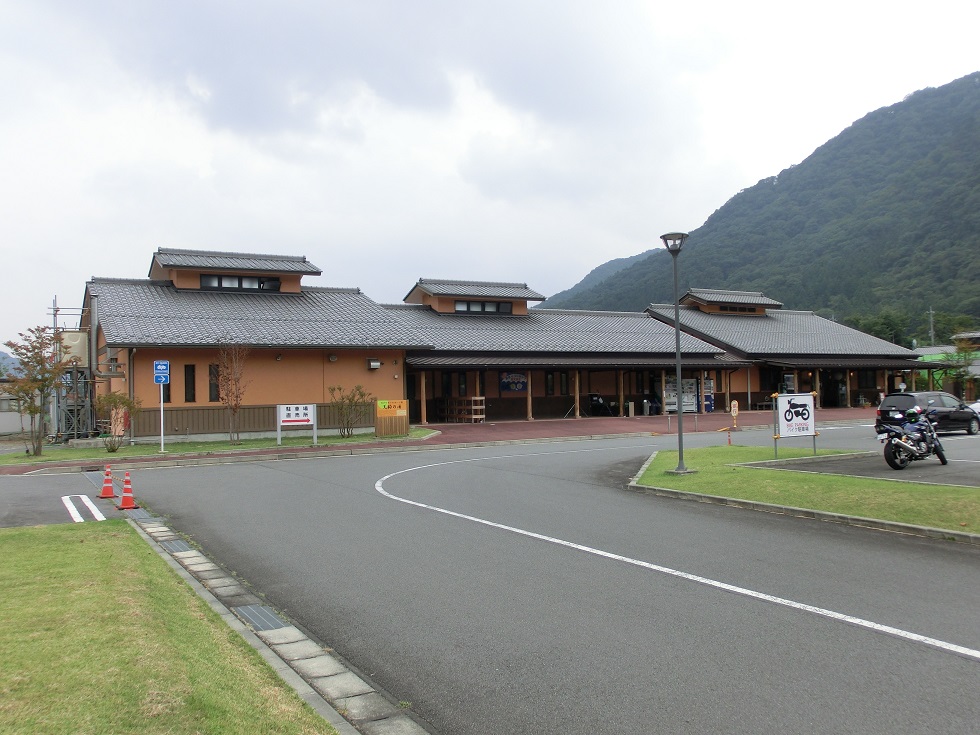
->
[116,471,139,510]
[99,465,116,499]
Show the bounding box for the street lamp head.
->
[660,232,689,254]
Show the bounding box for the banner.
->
[500,372,527,393]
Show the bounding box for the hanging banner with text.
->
[500,372,527,393]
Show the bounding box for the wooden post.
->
[574,370,581,418]
[420,371,428,424]
[618,370,625,417]
[526,370,534,421]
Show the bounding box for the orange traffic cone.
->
[116,471,139,510]
[99,465,116,499]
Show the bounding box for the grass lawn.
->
[0,521,338,735]
[637,445,979,534]
[0,428,436,467]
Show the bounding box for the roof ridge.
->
[417,277,531,288]
[156,247,311,263]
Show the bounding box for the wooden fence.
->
[132,403,376,438]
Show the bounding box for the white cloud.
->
[1,0,978,345]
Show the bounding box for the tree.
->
[4,326,71,456]
[327,384,374,438]
[94,391,143,452]
[216,342,250,444]
[939,338,978,398]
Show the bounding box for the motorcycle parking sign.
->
[776,393,816,436]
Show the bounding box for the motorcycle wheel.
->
[883,443,910,470]
[783,409,794,421]
[935,443,948,465]
[800,407,810,420]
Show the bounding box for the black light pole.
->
[661,232,693,474]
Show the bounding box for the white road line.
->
[375,454,980,663]
[61,495,107,523]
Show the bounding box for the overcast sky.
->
[2,1,978,348]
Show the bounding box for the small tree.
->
[94,391,143,452]
[216,342,250,444]
[4,326,71,456]
[327,384,374,437]
[940,338,978,398]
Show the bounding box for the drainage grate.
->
[159,539,193,554]
[234,604,289,631]
[125,508,161,521]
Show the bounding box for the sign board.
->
[277,404,315,425]
[276,404,318,445]
[154,360,170,374]
[153,374,170,384]
[377,399,408,417]
[500,372,527,393]
[776,393,816,436]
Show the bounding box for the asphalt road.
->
[3,424,979,733]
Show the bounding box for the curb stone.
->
[126,517,433,735]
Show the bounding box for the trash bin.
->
[642,399,649,416]
[626,402,634,417]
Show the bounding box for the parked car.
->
[970,399,980,416]
[875,391,980,435]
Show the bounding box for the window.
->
[559,372,569,396]
[453,300,513,314]
[458,372,467,397]
[209,364,220,402]
[857,370,877,390]
[545,372,555,396]
[162,382,171,403]
[200,274,281,292]
[184,364,196,402]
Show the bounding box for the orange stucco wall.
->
[120,347,405,407]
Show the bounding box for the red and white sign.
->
[277,404,315,425]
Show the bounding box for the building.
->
[645,289,923,409]
[76,248,925,441]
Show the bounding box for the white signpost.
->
[276,404,318,446]
[154,360,169,453]
[774,393,817,458]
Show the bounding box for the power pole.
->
[928,307,935,346]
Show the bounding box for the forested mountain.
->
[542,72,980,345]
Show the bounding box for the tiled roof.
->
[406,278,546,301]
[150,248,322,275]
[88,279,425,349]
[645,304,919,357]
[389,305,722,356]
[683,289,783,308]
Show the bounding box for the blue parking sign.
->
[154,374,170,384]
[154,360,170,374]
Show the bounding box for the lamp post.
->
[660,232,694,474]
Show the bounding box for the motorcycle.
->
[783,399,810,422]
[876,408,947,470]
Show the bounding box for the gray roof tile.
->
[389,305,721,356]
[646,304,918,357]
[151,248,322,275]
[407,278,545,301]
[88,279,424,348]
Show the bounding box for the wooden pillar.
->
[813,368,821,407]
[845,370,852,408]
[420,371,428,424]
[574,370,581,418]
[526,370,534,421]
[618,370,625,417]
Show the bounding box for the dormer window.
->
[455,300,513,314]
[200,274,281,292]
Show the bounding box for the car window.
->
[939,393,962,408]
[881,394,916,411]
